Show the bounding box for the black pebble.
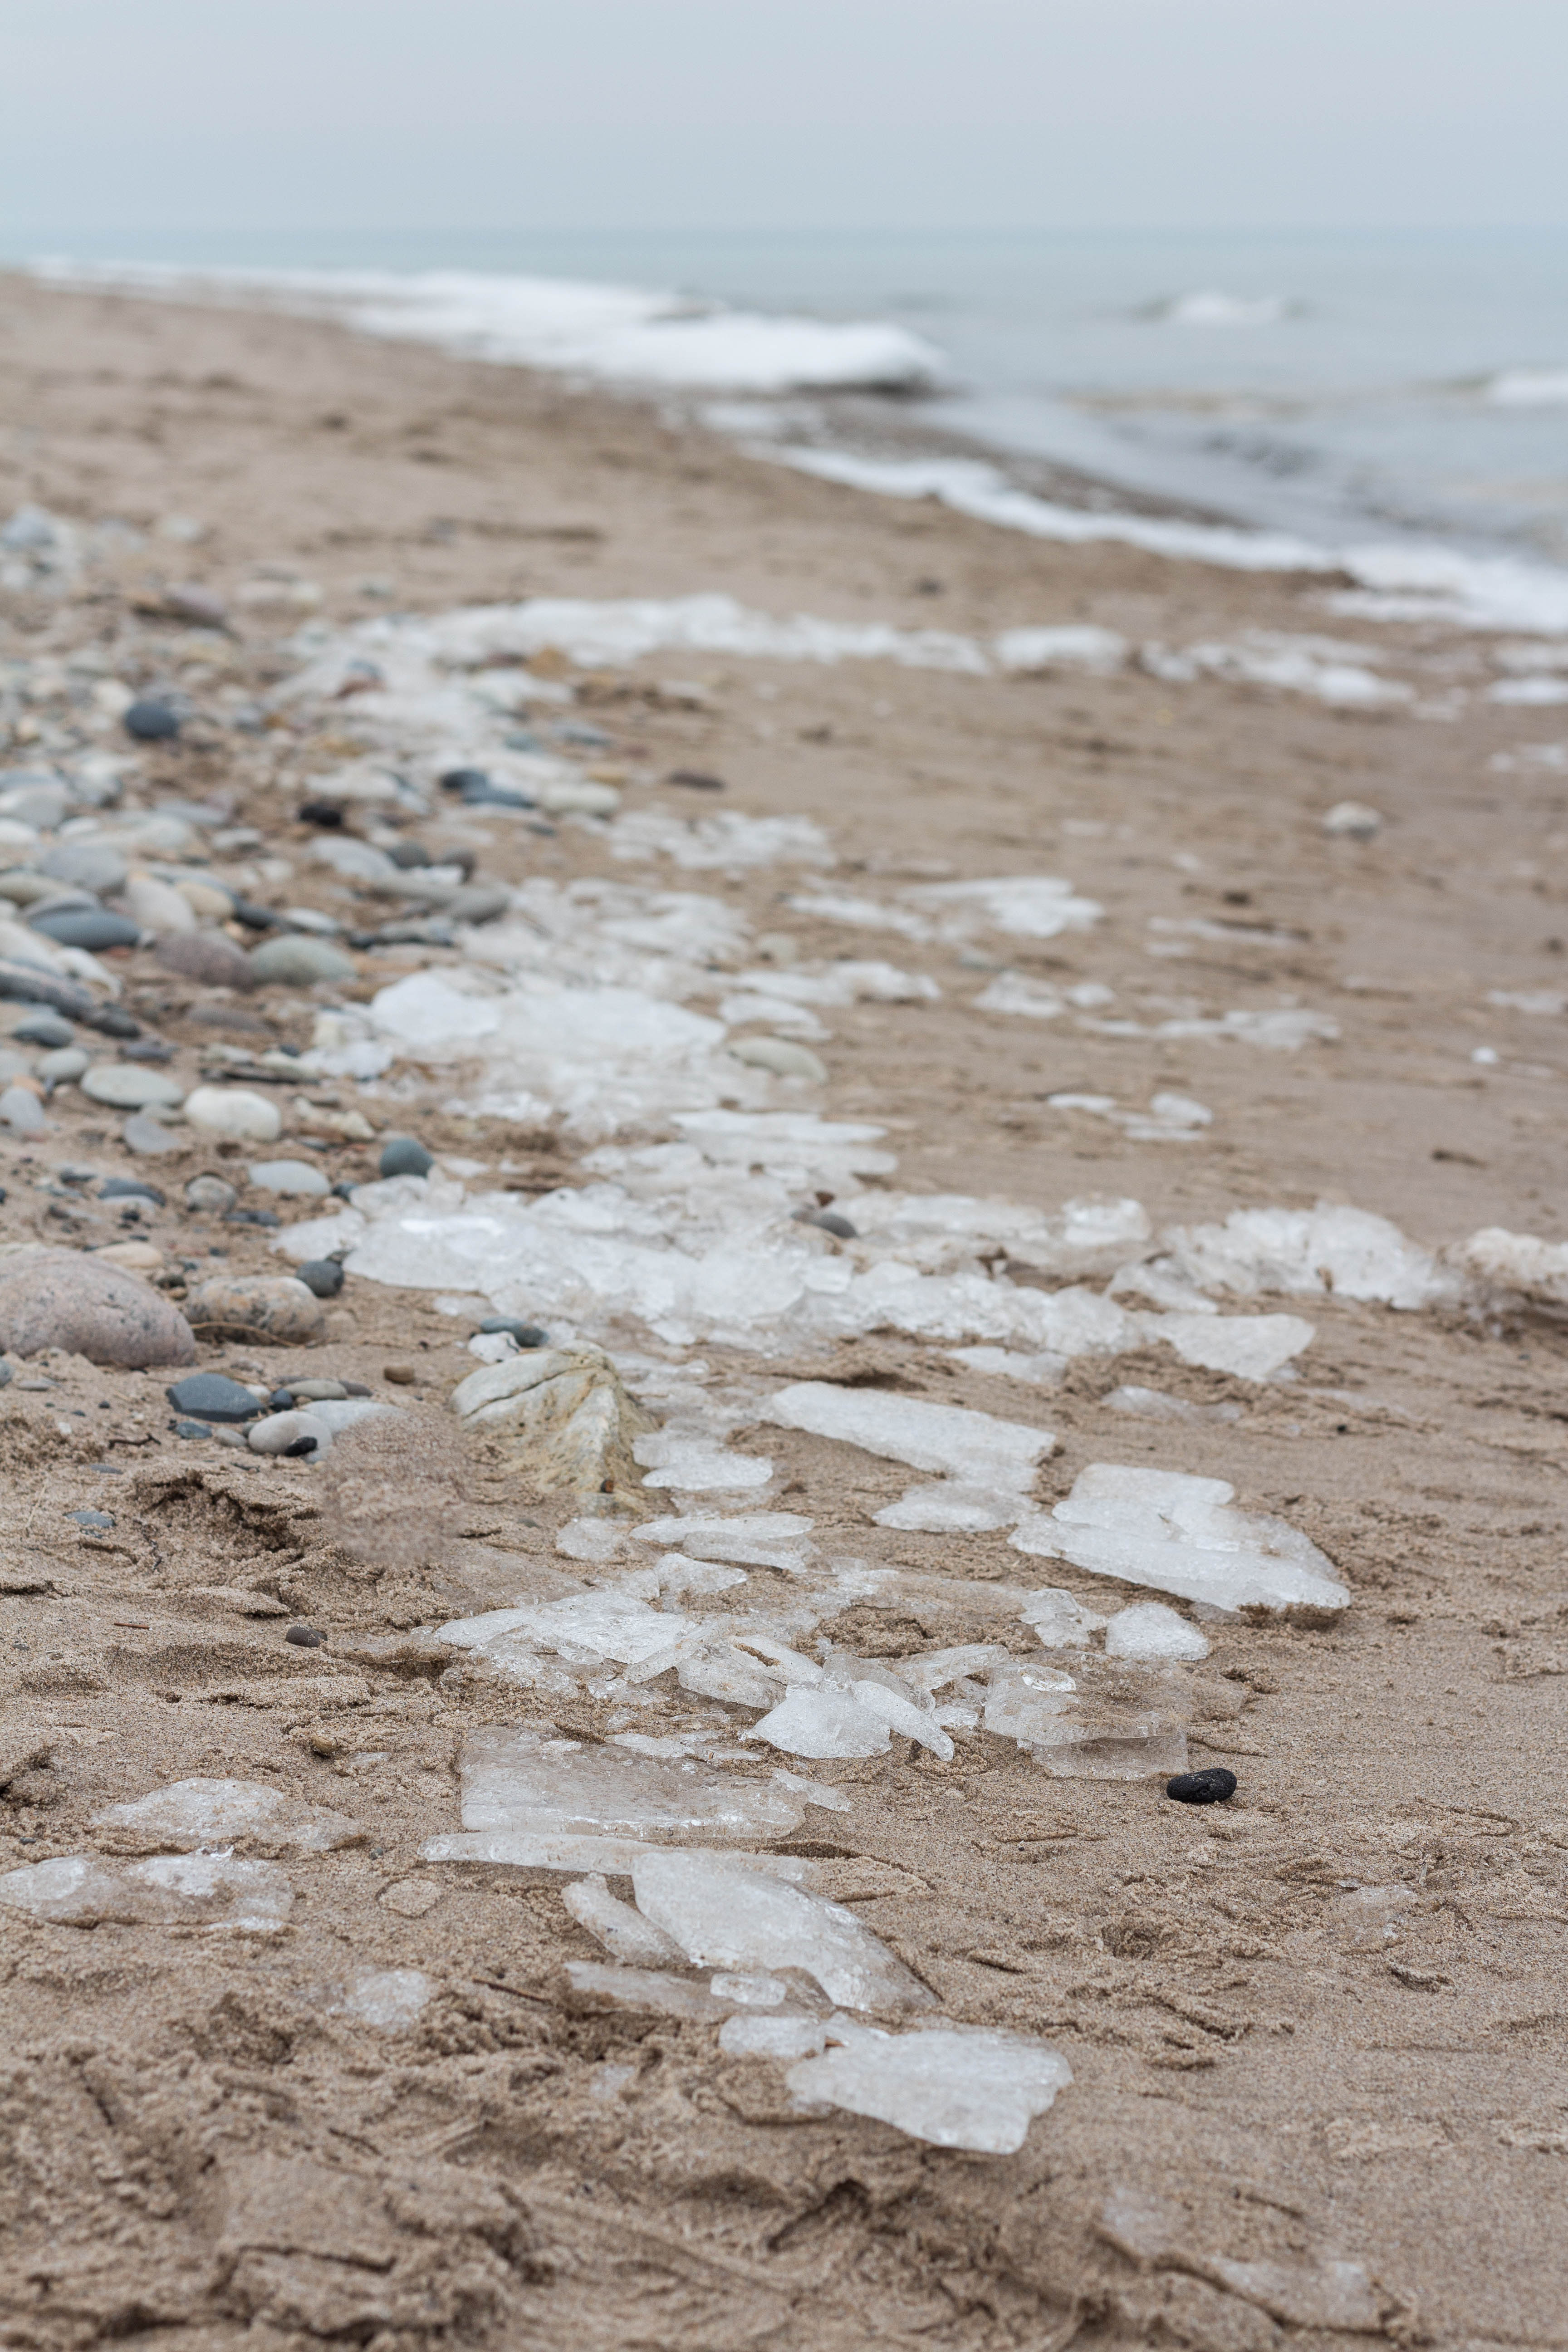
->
[166,1372,260,1422]
[281,1436,319,1458]
[285,1623,325,1647]
[298,800,345,828]
[100,1177,166,1205]
[124,699,180,741]
[440,767,490,794]
[478,1315,548,1347]
[269,1389,295,1411]
[227,898,279,930]
[1166,1767,1238,1806]
[298,1258,345,1298]
[667,768,726,792]
[330,1180,358,1201]
[379,1135,434,1179]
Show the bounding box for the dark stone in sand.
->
[1166,1768,1237,1806]
[165,1373,260,1423]
[124,700,180,741]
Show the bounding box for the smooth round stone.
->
[1166,1768,1238,1806]
[124,700,180,741]
[31,909,141,952]
[0,1086,44,1134]
[182,1273,325,1345]
[0,783,68,831]
[248,1158,329,1197]
[378,1135,433,1179]
[0,872,59,907]
[39,1046,89,1087]
[101,1177,165,1205]
[123,1112,184,1155]
[248,935,358,987]
[11,1011,73,1047]
[285,1622,326,1646]
[298,801,345,828]
[249,1409,330,1457]
[440,768,491,795]
[164,1372,262,1423]
[155,932,258,990]
[285,1377,347,1402]
[176,878,234,921]
[39,840,130,895]
[387,840,429,869]
[478,1315,548,1347]
[173,1418,212,1439]
[183,1085,281,1143]
[447,884,510,926]
[122,875,196,935]
[299,1397,395,1435]
[0,1246,195,1368]
[297,1259,345,1298]
[185,1173,237,1213]
[81,1063,185,1111]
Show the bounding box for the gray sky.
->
[2,0,1564,237]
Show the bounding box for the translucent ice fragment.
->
[787,2022,1072,2151]
[564,1961,734,2020]
[874,1482,1030,1532]
[1461,1225,1568,1308]
[440,1590,691,1671]
[329,1968,433,2029]
[984,1655,1190,1778]
[564,1871,687,1966]
[904,876,1102,941]
[634,1511,815,1570]
[1103,1601,1210,1660]
[711,1971,789,2005]
[1011,1463,1349,1619]
[423,1831,821,1881]
[633,1432,774,1490]
[1162,1202,1456,1310]
[1147,1310,1314,1379]
[947,1345,1064,1385]
[1018,1587,1106,1646]
[766,1381,1053,1490]
[745,1685,891,1759]
[721,2012,831,2059]
[898,1643,1014,1693]
[632,1849,936,2010]
[93,1777,362,1855]
[1104,1385,1242,1424]
[556,1516,627,1563]
[771,1767,853,1814]
[0,1850,292,1932]
[830,1672,954,1759]
[456,1725,804,1846]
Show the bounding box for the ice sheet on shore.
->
[630,1849,936,2011]
[93,1778,362,1854]
[764,1381,1053,1490]
[787,2022,1072,2151]
[0,1851,293,1931]
[1160,1202,1458,1310]
[449,1725,805,1846]
[1011,1463,1349,1618]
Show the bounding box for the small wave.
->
[1144,290,1293,327]
[27,258,946,396]
[1486,368,1568,407]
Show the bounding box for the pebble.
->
[478,1315,548,1347]
[728,1036,829,1083]
[162,583,228,630]
[285,1623,326,1647]
[123,699,180,741]
[39,841,129,894]
[383,1362,417,1384]
[182,1273,325,1345]
[183,1085,282,1143]
[185,1174,237,1213]
[1323,800,1382,839]
[101,1177,165,1205]
[70,1510,114,1530]
[378,1135,433,1179]
[81,1063,185,1111]
[247,1158,329,1197]
[297,1259,345,1298]
[123,1113,183,1155]
[11,1011,73,1047]
[249,1409,330,1457]
[30,909,142,953]
[173,1418,212,1439]
[285,1377,347,1401]
[248,934,358,986]
[155,932,258,990]
[794,1206,858,1239]
[387,840,429,868]
[122,875,196,934]
[39,1047,89,1087]
[446,883,510,926]
[298,800,345,828]
[1166,1768,1238,1806]
[165,1372,262,1423]
[0,1086,45,1134]
[176,878,235,921]
[0,1247,195,1368]
[440,768,491,796]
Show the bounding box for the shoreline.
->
[0,273,1565,2347]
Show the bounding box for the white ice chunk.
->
[974,973,1066,1019]
[711,1971,790,2005]
[1460,1225,1568,1308]
[721,2012,831,2059]
[787,2022,1072,2151]
[1103,1601,1211,1659]
[1018,1588,1107,1646]
[633,1432,774,1490]
[994,625,1127,675]
[564,1871,688,1965]
[329,1968,434,2029]
[631,1849,936,2010]
[771,1767,853,1814]
[634,1512,816,1570]
[564,1962,734,2020]
[873,1482,1030,1532]
[1012,1463,1348,1618]
[555,1516,628,1563]
[1104,1385,1242,1424]
[93,1777,362,1854]
[0,1850,292,1932]
[765,1381,1052,1490]
[455,1725,804,1846]
[983,1655,1189,1778]
[612,808,833,871]
[423,1831,820,1881]
[1146,1310,1315,1378]
[745,1686,892,1759]
[947,1346,1064,1386]
[1163,1202,1456,1310]
[904,876,1103,940]
[440,1590,691,1672]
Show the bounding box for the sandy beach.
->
[0,273,1565,2348]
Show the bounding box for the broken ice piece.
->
[1097,2190,1386,2333]
[631,1849,936,2011]
[439,1588,694,1675]
[422,1832,823,1881]
[1104,1386,1242,1424]
[720,2012,832,2059]
[633,1432,774,1490]
[764,1382,1053,1491]
[771,1767,853,1814]
[564,1961,736,2021]
[633,1511,816,1570]
[1011,1464,1348,1620]
[325,1968,434,2030]
[1144,1309,1315,1380]
[1103,1601,1210,1660]
[711,1971,789,2006]
[564,1872,688,1966]
[873,1482,1031,1532]
[786,2022,1072,2153]
[1018,1587,1107,1646]
[93,1777,363,1855]
[746,1685,892,1759]
[556,1516,628,1563]
[0,1850,292,1932]
[984,1655,1190,1779]
[456,1725,805,1846]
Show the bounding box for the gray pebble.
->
[123,1113,183,1156]
[185,1174,237,1213]
[183,1274,325,1345]
[249,1409,330,1457]
[378,1135,433,1179]
[11,1011,74,1047]
[30,910,141,953]
[124,700,180,741]
[0,1248,194,1369]
[155,932,258,990]
[70,1509,114,1529]
[165,1372,262,1422]
[248,934,358,987]
[81,1063,185,1111]
[297,1259,345,1298]
[38,840,129,894]
[247,1158,329,1197]
[39,1047,89,1087]
[173,1418,212,1439]
[101,1177,165,1205]
[478,1316,549,1347]
[282,1377,346,1402]
[285,1623,325,1647]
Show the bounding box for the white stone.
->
[122,873,197,933]
[1011,1463,1349,1619]
[184,1084,282,1143]
[248,1157,331,1196]
[630,1849,936,2010]
[633,1512,815,1569]
[787,2022,1072,2152]
[1147,1310,1315,1379]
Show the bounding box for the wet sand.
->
[0,273,1565,2349]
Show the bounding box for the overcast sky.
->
[2,0,1564,242]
